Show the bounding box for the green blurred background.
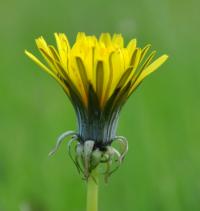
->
[0,0,200,210]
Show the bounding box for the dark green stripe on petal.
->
[76,57,89,95]
[96,61,104,101]
[116,66,133,90]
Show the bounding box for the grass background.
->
[0,0,200,210]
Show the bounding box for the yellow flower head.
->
[25,33,168,179]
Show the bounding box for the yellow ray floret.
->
[25,33,168,108]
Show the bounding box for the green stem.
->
[86,169,99,211]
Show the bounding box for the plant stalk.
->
[86,169,99,211]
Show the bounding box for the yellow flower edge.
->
[25,33,168,108]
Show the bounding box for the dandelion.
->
[25,32,168,211]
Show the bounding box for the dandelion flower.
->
[25,33,168,180]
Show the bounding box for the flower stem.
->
[86,169,99,211]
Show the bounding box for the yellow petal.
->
[54,33,70,69]
[112,34,124,48]
[25,50,55,78]
[48,45,60,61]
[35,37,60,75]
[130,48,141,70]
[139,44,151,63]
[129,54,168,93]
[109,50,124,96]
[76,32,86,42]
[139,54,168,79]
[127,39,137,56]
[25,50,69,94]
[139,50,156,71]
[99,33,112,47]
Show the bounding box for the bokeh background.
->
[0,0,200,210]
